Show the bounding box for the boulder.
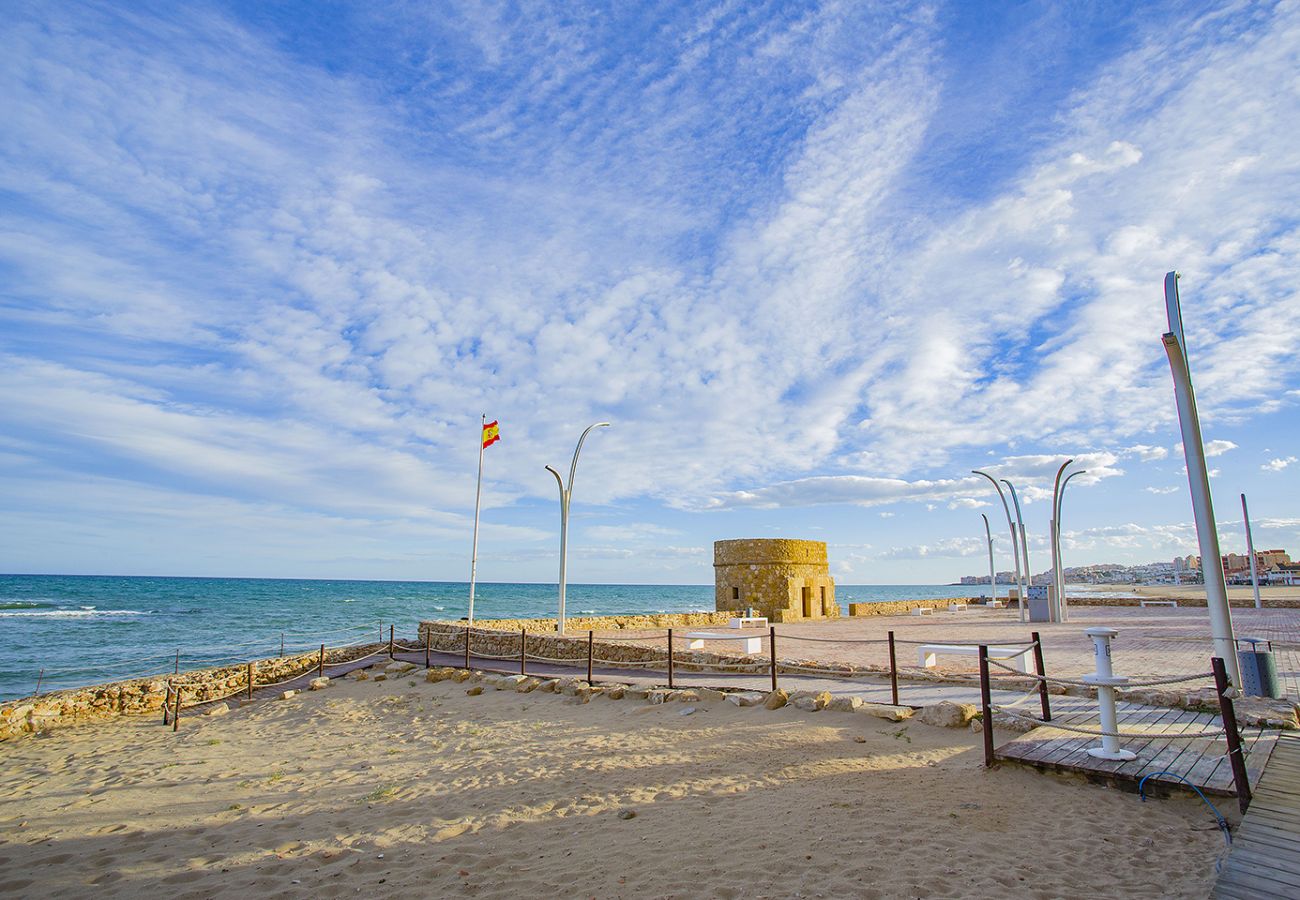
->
[537,680,560,693]
[624,686,651,701]
[679,706,697,717]
[696,688,727,703]
[308,677,330,691]
[373,674,388,682]
[515,677,541,693]
[425,668,450,683]
[918,701,977,728]
[451,670,472,683]
[348,669,370,681]
[666,690,700,703]
[646,690,668,705]
[497,675,528,690]
[827,696,862,713]
[726,692,766,708]
[763,689,789,710]
[385,662,416,675]
[604,685,627,700]
[560,679,591,697]
[280,690,298,700]
[466,686,484,696]
[204,702,230,717]
[858,703,913,722]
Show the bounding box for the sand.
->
[0,672,1225,899]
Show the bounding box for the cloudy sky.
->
[2,1,1298,585]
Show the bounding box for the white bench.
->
[729,616,768,629]
[683,631,763,653]
[983,600,1005,608]
[1139,599,1179,608]
[917,644,1032,673]
[948,602,968,612]
[911,607,934,616]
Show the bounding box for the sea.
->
[0,574,985,701]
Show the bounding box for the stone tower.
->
[713,538,838,622]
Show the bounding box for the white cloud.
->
[878,536,985,560]
[1262,456,1297,472]
[1125,444,1170,462]
[1143,486,1180,494]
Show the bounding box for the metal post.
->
[1049,460,1073,622]
[247,662,254,700]
[1243,493,1262,610]
[318,644,324,677]
[520,628,527,676]
[978,646,994,768]
[972,471,1025,623]
[1054,467,1086,623]
[769,626,778,692]
[981,514,997,604]
[667,628,675,689]
[545,422,611,636]
[1163,271,1240,686]
[1083,627,1135,761]
[887,631,899,706]
[388,625,394,660]
[1003,480,1032,623]
[587,630,594,683]
[1031,631,1051,721]
[464,627,471,669]
[468,413,489,626]
[1212,656,1252,813]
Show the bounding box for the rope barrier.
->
[891,637,1039,647]
[982,655,1215,687]
[773,635,889,645]
[989,706,1228,739]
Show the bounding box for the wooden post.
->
[247,662,254,700]
[769,626,778,692]
[424,629,431,669]
[163,682,172,725]
[520,628,527,676]
[667,628,675,689]
[172,685,181,732]
[388,625,394,660]
[34,668,43,697]
[587,630,594,684]
[1031,631,1051,721]
[280,633,284,658]
[464,627,471,669]
[978,645,994,768]
[887,631,899,706]
[174,650,180,675]
[318,644,325,677]
[1213,656,1252,813]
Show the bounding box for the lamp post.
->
[981,514,997,604]
[1053,467,1086,623]
[545,422,611,636]
[1162,271,1239,686]
[972,471,1025,622]
[1001,479,1033,622]
[1242,494,1261,610]
[1049,459,1074,623]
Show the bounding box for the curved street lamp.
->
[1053,465,1086,623]
[981,514,997,605]
[972,470,1025,622]
[1001,479,1032,622]
[545,422,611,636]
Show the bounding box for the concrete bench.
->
[729,616,768,629]
[983,600,1005,608]
[1139,599,1179,608]
[911,607,934,616]
[917,643,1032,672]
[683,632,763,653]
[948,602,968,612]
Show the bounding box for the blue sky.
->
[2,0,1298,584]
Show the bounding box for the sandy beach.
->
[0,668,1225,899]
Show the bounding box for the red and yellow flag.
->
[482,420,501,448]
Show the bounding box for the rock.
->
[763,689,789,710]
[385,662,416,675]
[515,677,541,693]
[204,703,230,717]
[726,692,765,708]
[918,701,977,728]
[538,680,559,693]
[858,703,913,722]
[238,698,256,708]
[696,688,727,703]
[308,677,330,691]
[573,687,595,703]
[646,690,668,705]
[451,670,472,683]
[604,685,626,700]
[466,686,484,696]
[679,706,697,717]
[666,690,700,703]
[617,810,636,820]
[349,669,370,681]
[426,668,450,683]
[280,690,298,700]
[828,696,864,713]
[559,679,591,697]
[792,696,818,711]
[497,675,527,690]
[374,674,388,682]
[624,686,650,701]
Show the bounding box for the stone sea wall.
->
[1067,596,1300,609]
[432,611,735,633]
[0,643,385,742]
[846,598,984,617]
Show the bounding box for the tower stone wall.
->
[713,538,838,623]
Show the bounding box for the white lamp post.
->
[972,470,1025,623]
[1002,479,1033,621]
[1049,459,1073,623]
[545,422,611,636]
[1242,493,1261,610]
[1053,467,1086,623]
[1162,271,1239,686]
[981,514,997,604]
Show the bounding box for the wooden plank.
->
[1032,703,1145,767]
[1088,706,1191,776]
[1110,709,1209,782]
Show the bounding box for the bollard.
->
[247,662,254,700]
[587,630,594,684]
[1031,631,1051,721]
[769,626,778,692]
[887,631,899,706]
[520,628,527,676]
[1082,627,1135,761]
[667,628,675,689]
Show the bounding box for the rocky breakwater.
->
[0,643,386,741]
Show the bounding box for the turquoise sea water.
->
[0,574,983,700]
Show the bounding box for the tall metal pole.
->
[1055,469,1086,623]
[981,514,997,604]
[1050,460,1074,623]
[1162,271,1240,686]
[972,471,1024,622]
[468,414,487,626]
[1002,480,1032,623]
[546,422,611,636]
[1242,493,1261,610]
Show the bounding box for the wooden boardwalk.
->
[1214,730,1300,898]
[995,703,1278,798]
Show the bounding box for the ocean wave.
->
[0,600,55,610]
[433,606,446,611]
[0,609,147,619]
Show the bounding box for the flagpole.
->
[468,413,486,626]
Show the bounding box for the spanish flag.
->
[482,420,501,448]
